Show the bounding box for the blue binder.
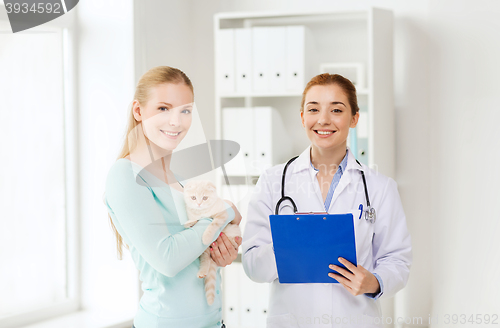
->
[269,213,357,284]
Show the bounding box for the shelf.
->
[215,10,368,25]
[219,88,369,99]
[219,92,302,98]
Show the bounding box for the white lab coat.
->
[242,145,412,328]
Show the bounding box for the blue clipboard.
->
[269,213,357,284]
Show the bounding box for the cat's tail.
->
[205,261,217,305]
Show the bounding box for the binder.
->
[357,111,369,138]
[267,26,286,93]
[222,107,254,175]
[286,25,305,92]
[269,213,357,283]
[254,281,270,326]
[216,28,235,94]
[252,27,269,92]
[240,264,257,327]
[223,264,240,326]
[253,106,292,175]
[235,28,252,93]
[253,106,273,173]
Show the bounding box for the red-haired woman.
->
[242,73,412,327]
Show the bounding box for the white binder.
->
[286,25,305,92]
[251,27,269,93]
[216,29,235,94]
[286,25,316,92]
[254,282,270,327]
[253,106,292,175]
[222,107,254,175]
[222,264,240,326]
[253,106,273,173]
[235,28,252,94]
[239,264,258,327]
[267,26,286,93]
[357,111,369,139]
[236,184,254,238]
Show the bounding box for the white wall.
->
[428,1,500,326]
[133,0,500,327]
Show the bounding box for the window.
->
[0,20,78,327]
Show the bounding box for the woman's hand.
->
[209,232,242,267]
[223,199,242,225]
[328,257,380,296]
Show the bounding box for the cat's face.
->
[183,180,218,209]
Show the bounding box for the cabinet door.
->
[217,29,235,94]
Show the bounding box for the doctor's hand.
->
[223,200,242,225]
[328,257,380,296]
[209,232,242,267]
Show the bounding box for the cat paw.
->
[202,234,213,245]
[198,272,207,278]
[184,221,196,228]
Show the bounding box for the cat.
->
[183,180,241,305]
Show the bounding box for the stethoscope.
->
[274,155,376,224]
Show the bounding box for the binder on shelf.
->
[356,111,369,165]
[251,27,269,93]
[222,107,254,175]
[236,184,254,237]
[269,213,357,283]
[223,264,240,326]
[239,265,258,327]
[235,28,252,94]
[216,29,235,94]
[267,26,286,93]
[253,106,292,175]
[222,106,292,176]
[357,111,369,139]
[254,282,270,327]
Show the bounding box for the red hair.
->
[300,73,359,116]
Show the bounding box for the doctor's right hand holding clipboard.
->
[241,73,412,328]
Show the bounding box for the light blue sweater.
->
[104,158,235,328]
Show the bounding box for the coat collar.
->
[291,144,363,174]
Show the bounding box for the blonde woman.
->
[104,66,242,328]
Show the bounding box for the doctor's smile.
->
[314,129,336,137]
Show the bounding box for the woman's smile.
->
[161,129,182,138]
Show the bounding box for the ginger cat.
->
[183,180,241,305]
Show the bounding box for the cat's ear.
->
[184,181,195,192]
[205,181,216,192]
